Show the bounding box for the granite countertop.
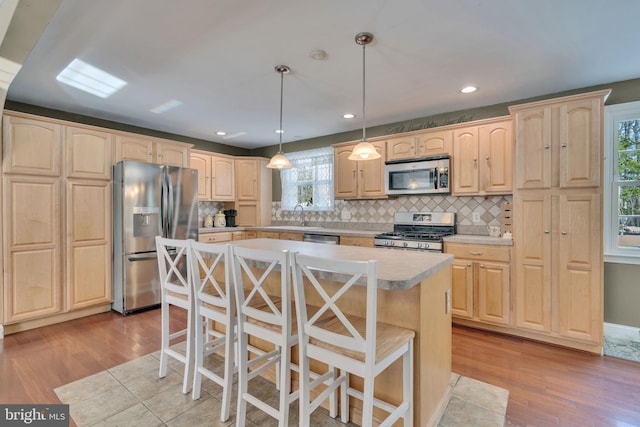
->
[230,238,453,291]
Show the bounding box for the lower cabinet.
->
[445,243,511,326]
[199,232,232,243]
[255,231,303,241]
[340,236,374,247]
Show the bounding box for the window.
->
[604,101,640,264]
[281,147,334,211]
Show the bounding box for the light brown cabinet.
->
[509,89,609,353]
[190,150,235,201]
[2,115,62,176]
[445,243,511,326]
[340,236,374,247]
[452,118,513,195]
[114,134,190,167]
[511,93,604,190]
[230,158,271,226]
[199,232,232,243]
[235,158,260,200]
[386,130,452,161]
[279,232,303,241]
[333,141,386,200]
[256,231,280,239]
[65,126,113,180]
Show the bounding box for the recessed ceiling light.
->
[56,58,126,98]
[343,113,356,119]
[309,50,328,61]
[461,86,478,94]
[150,99,182,114]
[216,131,227,136]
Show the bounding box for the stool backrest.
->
[189,241,233,311]
[156,236,192,301]
[292,253,377,358]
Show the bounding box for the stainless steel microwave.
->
[384,155,450,195]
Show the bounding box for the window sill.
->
[604,252,640,265]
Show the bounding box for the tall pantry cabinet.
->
[1,112,113,333]
[509,89,610,353]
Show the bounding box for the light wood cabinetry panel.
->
[2,175,62,323]
[199,232,232,243]
[279,232,303,241]
[189,151,211,200]
[340,236,374,247]
[155,140,190,167]
[244,230,258,239]
[66,180,112,310]
[257,231,280,239]
[385,135,418,161]
[445,242,511,326]
[510,90,609,353]
[232,231,245,240]
[452,119,513,195]
[386,130,452,161]
[235,201,259,227]
[65,126,113,180]
[3,114,62,176]
[333,141,386,199]
[236,158,259,200]
[114,134,154,163]
[212,156,235,200]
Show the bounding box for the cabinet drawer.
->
[340,236,374,247]
[257,231,280,239]
[279,232,303,241]
[199,232,232,243]
[444,243,511,262]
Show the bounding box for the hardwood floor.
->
[1,309,639,426]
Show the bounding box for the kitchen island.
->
[229,238,454,427]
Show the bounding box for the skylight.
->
[150,99,183,114]
[56,58,127,98]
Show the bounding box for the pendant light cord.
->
[279,68,284,151]
[361,40,366,142]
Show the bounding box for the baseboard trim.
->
[604,322,640,343]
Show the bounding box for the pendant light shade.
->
[348,32,381,161]
[267,65,292,169]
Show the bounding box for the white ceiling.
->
[6,0,640,149]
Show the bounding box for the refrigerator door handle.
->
[160,170,169,238]
[128,255,158,262]
[167,172,174,238]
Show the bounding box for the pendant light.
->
[348,32,381,161]
[267,65,293,169]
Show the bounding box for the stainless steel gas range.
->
[374,211,456,252]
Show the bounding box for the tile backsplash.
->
[199,195,513,235]
[271,195,513,235]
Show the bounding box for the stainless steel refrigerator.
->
[112,160,199,314]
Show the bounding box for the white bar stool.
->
[189,241,236,422]
[155,236,194,395]
[292,253,415,427]
[230,246,298,427]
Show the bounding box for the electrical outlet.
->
[341,209,351,220]
[472,212,481,223]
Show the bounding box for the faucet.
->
[293,204,305,226]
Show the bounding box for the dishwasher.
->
[303,233,340,245]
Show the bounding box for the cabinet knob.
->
[485,156,490,160]
[544,230,550,234]
[544,145,550,149]
[561,231,568,235]
[480,264,485,269]
[561,143,568,148]
[466,263,472,267]
[469,251,483,255]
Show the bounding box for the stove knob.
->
[402,242,408,247]
[417,242,423,249]
[390,241,395,246]
[425,243,430,249]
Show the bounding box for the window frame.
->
[603,101,640,265]
[280,147,334,212]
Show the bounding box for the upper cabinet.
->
[189,150,235,201]
[114,134,190,167]
[334,141,386,200]
[2,114,62,176]
[65,126,113,180]
[510,91,607,190]
[452,117,513,196]
[386,129,452,161]
[235,158,260,200]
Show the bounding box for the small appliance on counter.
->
[214,210,226,227]
[224,209,237,227]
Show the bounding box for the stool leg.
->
[159,302,170,378]
[341,371,349,423]
[362,376,375,426]
[277,342,292,427]
[236,329,249,427]
[191,313,204,400]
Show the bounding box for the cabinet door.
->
[3,115,62,176]
[257,231,280,239]
[236,200,259,226]
[559,97,601,188]
[386,136,416,161]
[477,261,511,325]
[334,145,358,199]
[65,126,113,180]
[451,259,473,319]
[340,236,374,247]
[480,120,512,194]
[416,130,452,157]
[236,159,259,200]
[452,127,479,194]
[359,141,386,198]
[514,107,552,189]
[66,180,112,310]
[279,232,303,241]
[232,231,245,240]
[212,156,235,201]
[156,141,189,167]
[115,135,154,163]
[2,176,62,323]
[557,193,601,343]
[190,152,211,200]
[514,192,552,333]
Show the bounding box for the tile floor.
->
[55,346,508,427]
[603,335,640,363]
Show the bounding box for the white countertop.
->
[229,238,453,291]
